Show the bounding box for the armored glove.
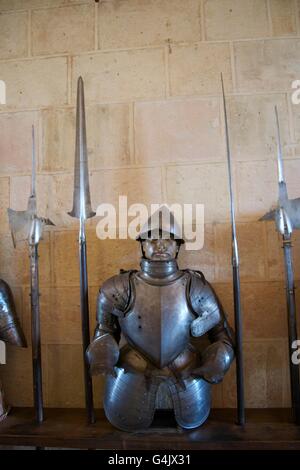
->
[192,341,234,384]
[86,333,119,378]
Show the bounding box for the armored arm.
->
[0,280,26,421]
[86,272,132,377]
[189,272,235,384]
[0,280,26,347]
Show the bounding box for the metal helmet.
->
[136,205,184,244]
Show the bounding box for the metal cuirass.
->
[119,271,195,369]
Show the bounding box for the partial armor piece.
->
[0,279,26,421]
[87,206,235,431]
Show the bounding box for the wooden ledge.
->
[0,408,299,450]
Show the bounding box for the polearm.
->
[221,75,245,425]
[68,77,96,424]
[261,107,300,424]
[8,126,54,423]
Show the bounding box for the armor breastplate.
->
[119,271,195,369]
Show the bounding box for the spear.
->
[221,74,245,425]
[260,106,300,424]
[7,126,54,423]
[68,77,96,424]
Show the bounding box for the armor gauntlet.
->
[87,272,131,377]
[189,272,235,384]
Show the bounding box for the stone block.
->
[32,4,94,56]
[165,163,230,223]
[204,0,269,40]
[99,0,201,49]
[234,39,300,92]
[72,49,166,103]
[169,42,232,96]
[215,222,267,282]
[227,94,291,161]
[46,344,84,407]
[134,98,224,165]
[270,0,297,36]
[0,111,39,174]
[0,11,28,59]
[0,177,9,233]
[0,57,67,109]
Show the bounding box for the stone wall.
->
[0,0,300,409]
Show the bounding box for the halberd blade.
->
[7,125,55,247]
[260,107,300,233]
[68,76,95,220]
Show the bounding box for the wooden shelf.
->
[0,408,299,450]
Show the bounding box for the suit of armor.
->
[0,279,26,421]
[87,209,235,431]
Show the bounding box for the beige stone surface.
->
[0,57,67,109]
[10,173,52,214]
[0,347,34,407]
[0,0,68,10]
[292,101,300,157]
[0,11,28,59]
[0,177,9,233]
[234,39,300,92]
[99,0,201,49]
[10,172,81,227]
[266,221,300,281]
[215,222,266,282]
[269,0,297,36]
[41,103,132,172]
[53,230,79,286]
[241,282,287,339]
[91,166,163,210]
[46,344,84,407]
[135,98,224,165]
[227,94,291,161]
[213,282,234,325]
[243,340,286,407]
[0,111,39,174]
[86,235,140,286]
[237,159,300,222]
[40,107,75,172]
[179,224,215,282]
[169,42,232,96]
[222,362,237,408]
[87,104,132,169]
[72,49,166,103]
[0,0,297,410]
[165,164,230,223]
[204,0,269,40]
[223,339,287,408]
[0,232,51,287]
[236,160,278,220]
[53,229,139,287]
[211,383,223,408]
[32,4,94,56]
[22,286,98,346]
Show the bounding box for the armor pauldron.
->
[188,272,222,337]
[97,271,133,321]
